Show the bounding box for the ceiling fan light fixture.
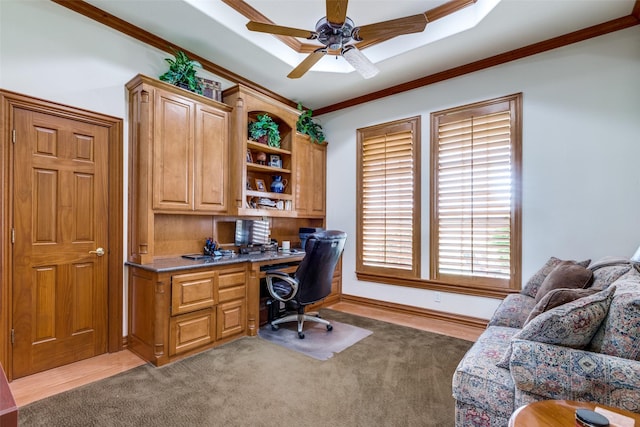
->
[341,45,379,79]
[316,16,354,50]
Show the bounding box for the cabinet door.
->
[194,105,228,212]
[217,299,246,340]
[309,142,326,215]
[153,91,194,210]
[169,309,216,356]
[295,135,326,216]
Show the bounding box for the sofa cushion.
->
[589,274,640,360]
[452,326,519,418]
[521,257,591,298]
[488,293,537,329]
[534,261,593,303]
[525,287,600,325]
[590,264,632,290]
[497,286,615,369]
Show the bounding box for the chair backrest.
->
[294,230,347,305]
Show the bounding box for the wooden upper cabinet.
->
[128,74,232,215]
[194,105,228,212]
[153,91,194,210]
[295,133,326,217]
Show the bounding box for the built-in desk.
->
[125,251,306,366]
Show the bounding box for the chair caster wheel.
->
[271,324,279,331]
[327,325,333,331]
[298,332,305,339]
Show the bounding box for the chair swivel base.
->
[270,312,333,339]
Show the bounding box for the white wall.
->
[322,26,640,319]
[2,1,639,323]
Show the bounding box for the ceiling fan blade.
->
[353,13,427,41]
[247,21,316,39]
[326,0,349,26]
[341,46,379,79]
[287,50,327,79]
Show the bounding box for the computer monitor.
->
[234,219,270,246]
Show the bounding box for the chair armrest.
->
[265,272,299,302]
[509,338,640,411]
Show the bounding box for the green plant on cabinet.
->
[159,49,203,95]
[248,114,281,148]
[296,103,325,144]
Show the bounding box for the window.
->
[356,116,421,279]
[430,94,522,291]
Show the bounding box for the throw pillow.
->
[520,257,591,298]
[524,287,599,325]
[534,261,593,303]
[590,264,632,290]
[589,278,640,360]
[496,286,615,369]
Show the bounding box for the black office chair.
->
[265,230,346,339]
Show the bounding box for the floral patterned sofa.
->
[452,256,640,426]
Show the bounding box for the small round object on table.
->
[576,408,609,427]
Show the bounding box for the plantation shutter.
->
[360,129,415,272]
[433,102,515,285]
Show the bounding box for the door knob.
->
[89,247,105,256]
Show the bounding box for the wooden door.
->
[12,108,109,378]
[152,90,194,211]
[194,104,228,212]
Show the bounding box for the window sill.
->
[356,271,518,299]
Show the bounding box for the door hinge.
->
[11,329,14,345]
[12,129,16,144]
[11,228,15,244]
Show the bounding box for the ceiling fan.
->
[246,0,428,79]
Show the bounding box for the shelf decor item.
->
[255,151,267,165]
[255,178,266,192]
[296,103,325,144]
[197,77,221,101]
[158,49,203,95]
[270,175,288,193]
[269,154,281,168]
[248,114,281,148]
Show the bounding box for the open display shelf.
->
[245,114,293,214]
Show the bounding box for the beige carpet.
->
[19,309,473,427]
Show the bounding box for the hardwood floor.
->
[329,301,484,342]
[9,301,483,407]
[9,351,146,407]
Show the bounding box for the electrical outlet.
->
[434,292,442,303]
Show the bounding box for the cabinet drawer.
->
[171,271,217,315]
[169,309,215,356]
[218,267,246,289]
[218,284,245,303]
[217,299,246,340]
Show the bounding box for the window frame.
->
[429,93,522,292]
[356,116,421,280]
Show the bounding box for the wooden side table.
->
[509,400,640,426]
